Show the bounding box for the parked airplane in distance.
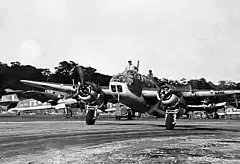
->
[0,89,78,118]
[0,93,19,109]
[21,65,240,130]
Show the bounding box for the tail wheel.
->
[86,110,96,125]
[166,114,175,130]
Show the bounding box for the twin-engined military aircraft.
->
[20,65,240,130]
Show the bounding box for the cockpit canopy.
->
[110,70,158,88]
[110,70,136,84]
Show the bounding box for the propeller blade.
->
[76,65,85,84]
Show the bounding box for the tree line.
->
[0,61,111,91]
[1,60,240,91]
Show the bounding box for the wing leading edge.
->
[21,80,75,94]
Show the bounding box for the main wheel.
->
[86,110,96,125]
[64,108,72,118]
[127,111,133,120]
[166,114,175,130]
[213,112,219,119]
[115,116,121,120]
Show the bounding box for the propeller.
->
[71,65,102,103]
[76,65,85,85]
[71,65,92,100]
[158,86,173,101]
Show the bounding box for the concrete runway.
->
[0,117,240,163]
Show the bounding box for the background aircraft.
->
[7,98,53,114]
[0,89,79,118]
[0,93,19,110]
[21,65,240,130]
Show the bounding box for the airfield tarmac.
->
[0,116,240,164]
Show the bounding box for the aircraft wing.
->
[142,87,240,99]
[142,89,158,97]
[141,89,159,106]
[181,90,240,108]
[182,90,240,98]
[141,85,240,110]
[187,102,227,110]
[21,90,62,103]
[101,87,118,104]
[21,80,75,94]
[8,105,53,112]
[21,80,117,105]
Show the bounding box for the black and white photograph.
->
[0,0,240,163]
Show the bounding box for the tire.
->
[166,114,175,130]
[213,112,219,119]
[127,111,133,120]
[64,108,72,118]
[86,110,95,125]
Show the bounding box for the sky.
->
[1,0,240,83]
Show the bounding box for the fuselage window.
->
[117,85,123,92]
[111,85,116,92]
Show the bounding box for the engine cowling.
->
[77,82,100,103]
[157,85,181,108]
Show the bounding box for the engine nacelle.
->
[157,85,181,108]
[77,83,101,103]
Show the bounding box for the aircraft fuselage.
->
[109,70,158,113]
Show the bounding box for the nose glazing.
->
[110,84,123,93]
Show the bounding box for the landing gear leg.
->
[86,105,98,125]
[165,109,178,130]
